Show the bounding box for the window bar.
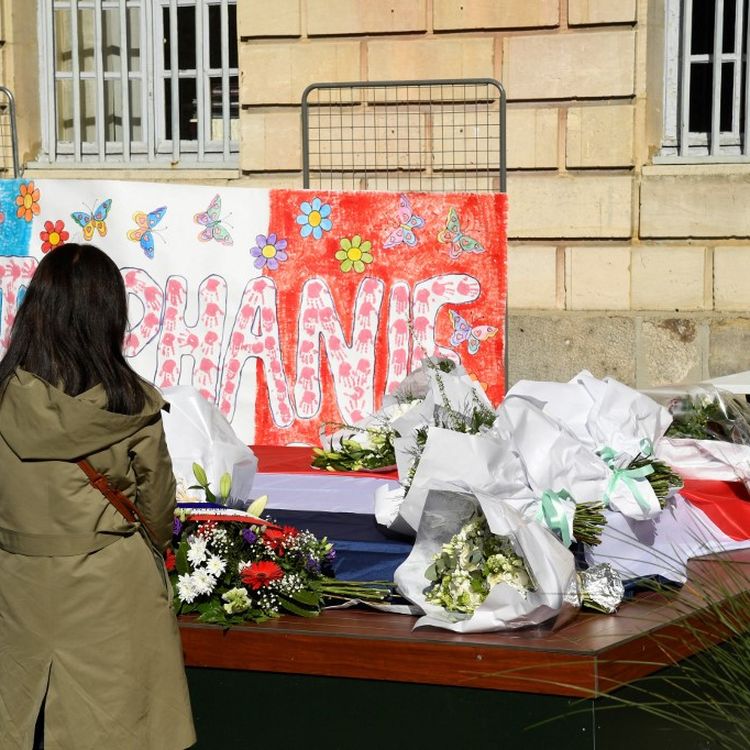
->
[93,0,106,160]
[118,0,131,160]
[729,0,744,142]
[70,0,83,161]
[220,0,231,160]
[744,1,750,155]
[168,0,180,161]
[679,0,694,156]
[144,0,156,161]
[43,2,58,162]
[195,0,206,160]
[710,0,725,155]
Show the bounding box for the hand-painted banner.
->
[0,179,507,444]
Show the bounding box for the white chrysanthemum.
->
[205,554,226,577]
[191,568,216,596]
[187,535,208,566]
[176,573,198,604]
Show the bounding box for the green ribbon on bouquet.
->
[537,489,574,547]
[600,457,655,514]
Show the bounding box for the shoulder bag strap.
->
[77,459,158,546]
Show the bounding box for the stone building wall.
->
[236,0,750,388]
[3,0,750,388]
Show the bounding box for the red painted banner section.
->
[254,190,507,445]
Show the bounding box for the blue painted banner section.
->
[0,179,32,256]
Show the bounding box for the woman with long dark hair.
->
[0,243,195,749]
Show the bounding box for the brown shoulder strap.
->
[77,459,157,545]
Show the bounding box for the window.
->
[660,0,750,161]
[36,0,238,167]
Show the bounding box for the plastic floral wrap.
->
[161,385,258,505]
[653,385,750,486]
[394,489,580,633]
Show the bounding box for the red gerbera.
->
[263,527,286,553]
[240,560,284,590]
[40,219,69,253]
[164,547,176,572]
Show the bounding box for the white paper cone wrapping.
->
[394,490,578,633]
[507,370,671,464]
[396,427,531,533]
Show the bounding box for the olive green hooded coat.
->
[0,369,195,750]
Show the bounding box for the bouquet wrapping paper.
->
[394,489,577,632]
[162,385,258,503]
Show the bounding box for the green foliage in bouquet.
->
[665,389,750,444]
[628,453,684,510]
[572,502,606,547]
[424,511,534,614]
[312,424,397,472]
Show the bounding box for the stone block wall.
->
[2,0,748,389]
[235,0,750,388]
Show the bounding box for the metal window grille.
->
[302,79,506,192]
[36,0,238,167]
[660,0,750,161]
[0,87,21,177]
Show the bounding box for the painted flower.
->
[296,197,332,239]
[240,560,284,590]
[15,181,41,222]
[335,236,373,273]
[250,233,288,270]
[39,219,69,253]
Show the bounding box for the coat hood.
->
[0,369,166,460]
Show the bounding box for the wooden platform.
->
[179,549,750,698]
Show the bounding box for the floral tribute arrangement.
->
[424,511,533,614]
[168,467,393,625]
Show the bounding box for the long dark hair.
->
[0,243,147,414]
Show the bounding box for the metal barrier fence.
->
[302,78,506,193]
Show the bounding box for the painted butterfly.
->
[383,194,425,249]
[438,208,485,260]
[127,206,167,259]
[71,199,112,242]
[449,310,498,355]
[194,194,233,245]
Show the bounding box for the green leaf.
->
[175,540,189,575]
[425,563,438,582]
[279,597,320,617]
[292,589,323,607]
[205,487,217,504]
[192,463,208,486]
